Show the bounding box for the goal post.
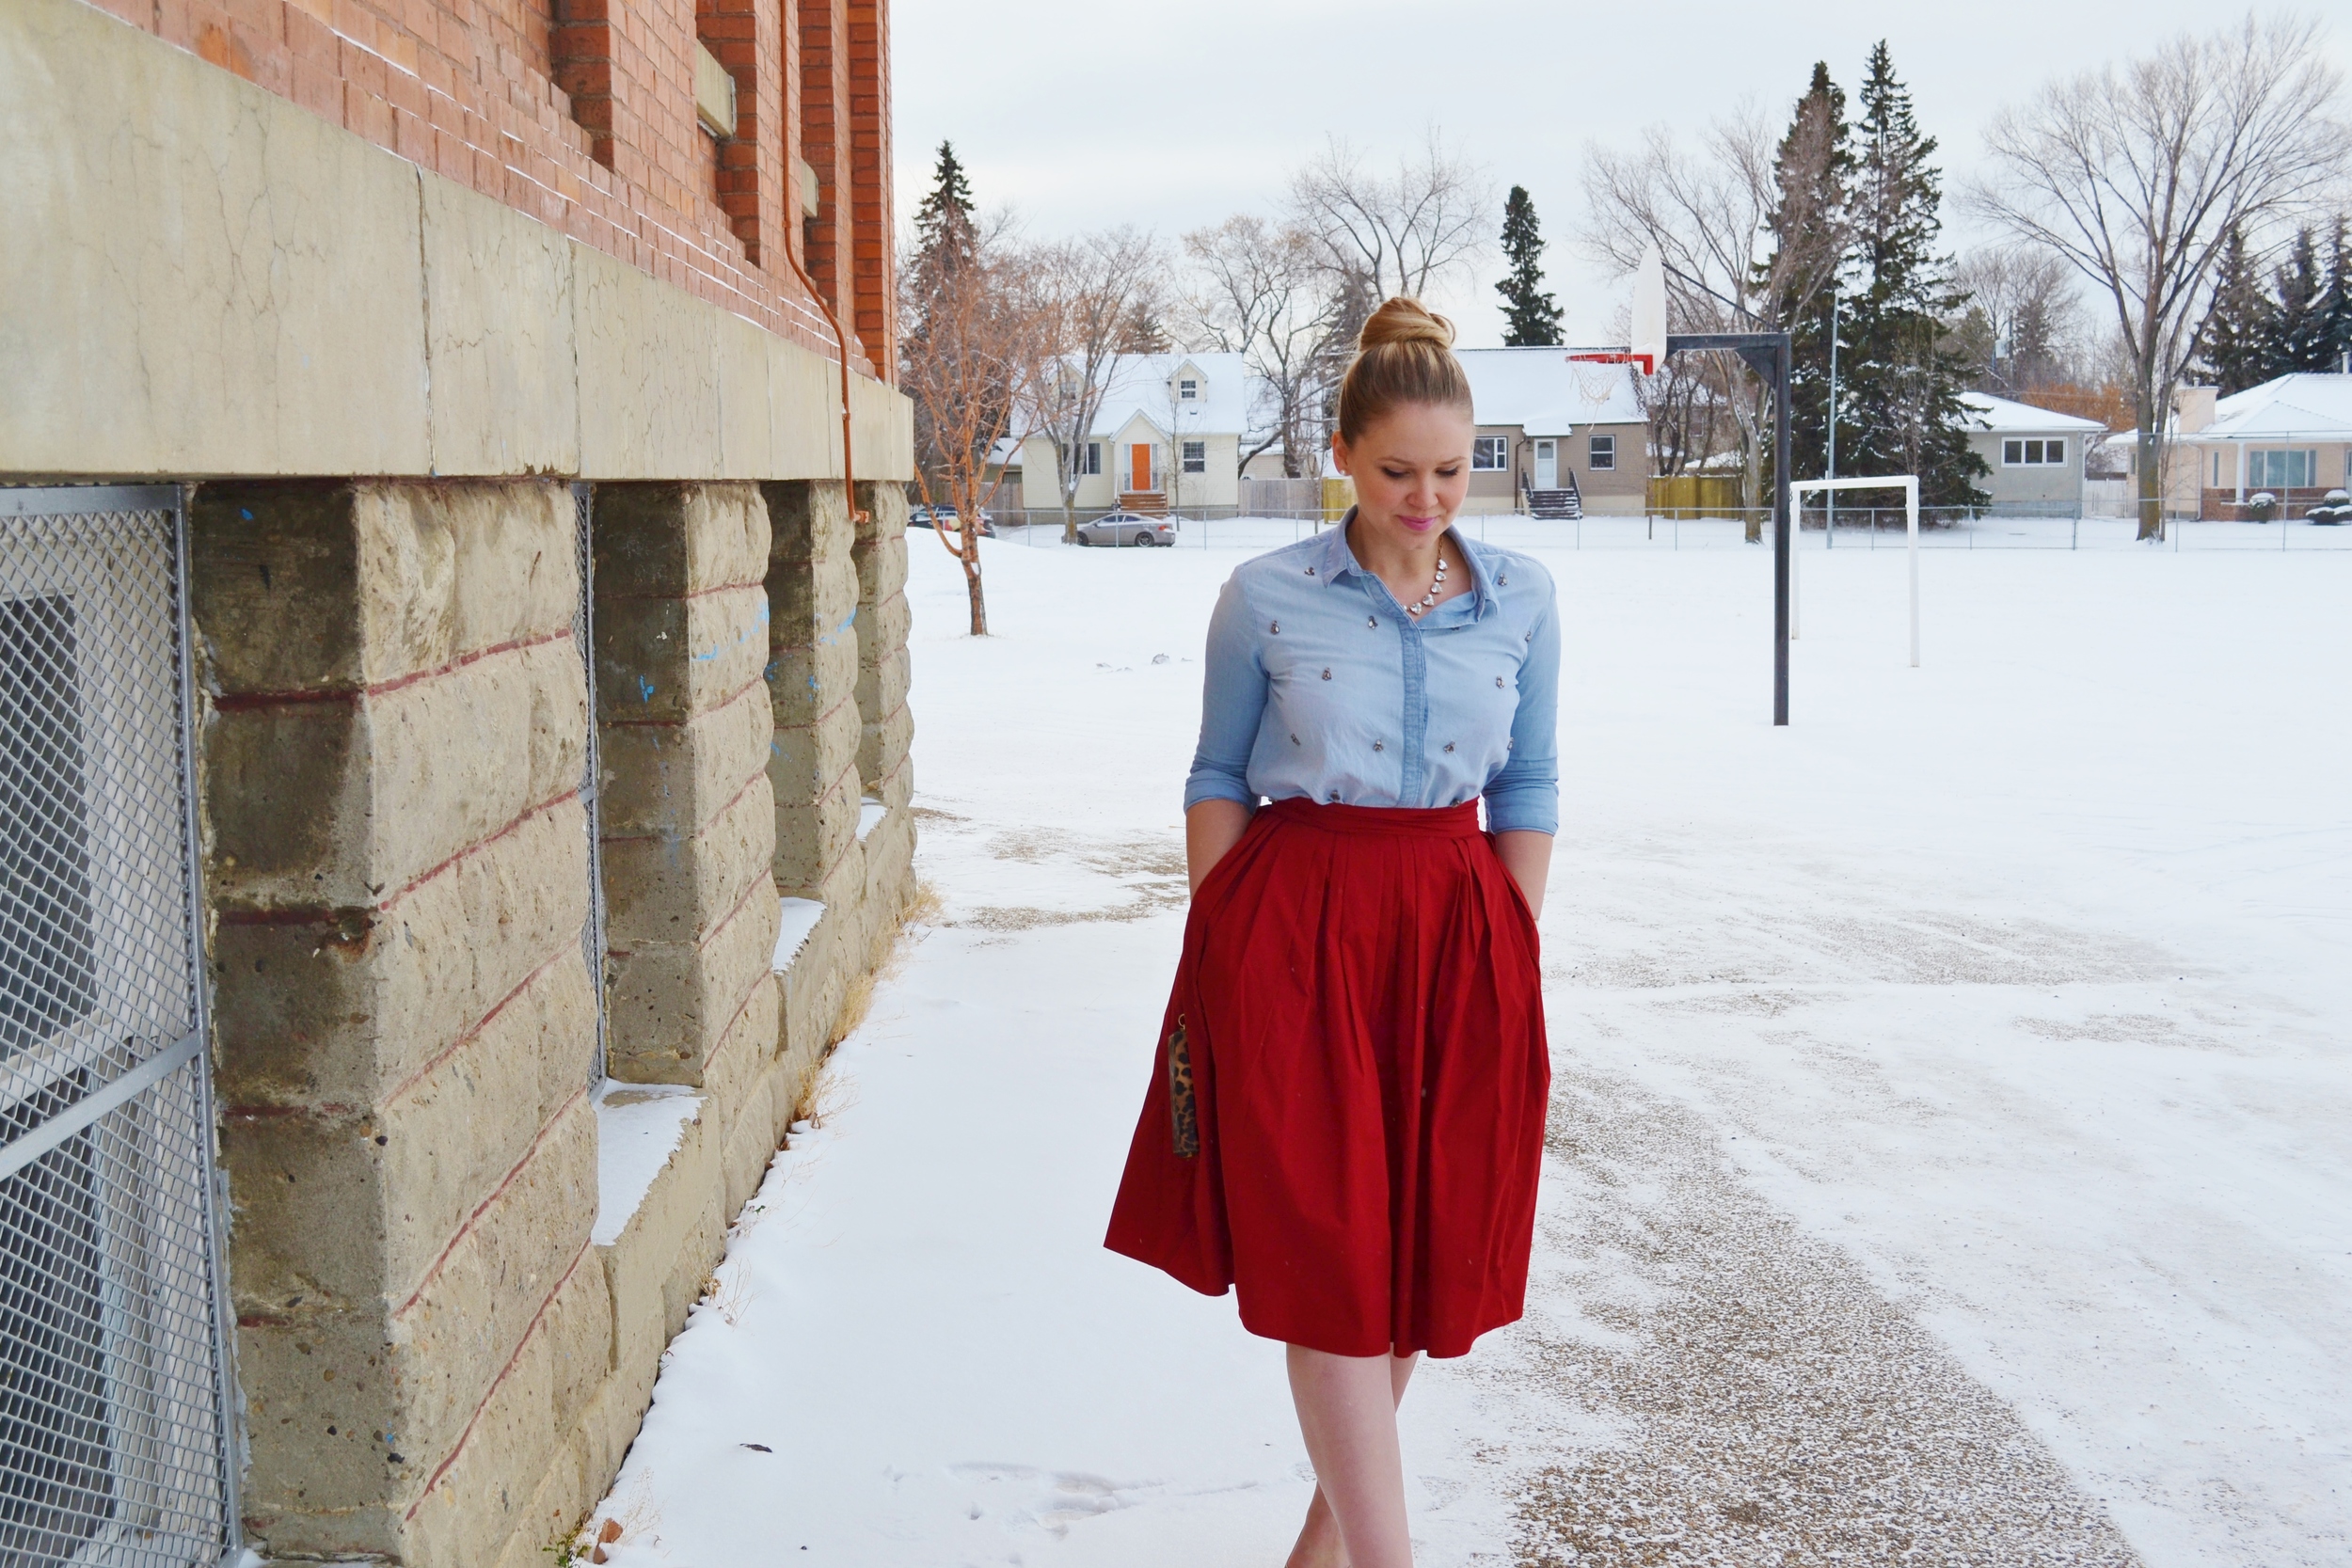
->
[1790,476,1921,668]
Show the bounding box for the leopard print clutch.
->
[1167,1013,1200,1158]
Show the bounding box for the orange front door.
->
[1129,443,1153,492]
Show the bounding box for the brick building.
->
[0,0,913,1560]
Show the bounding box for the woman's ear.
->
[1329,430,1351,477]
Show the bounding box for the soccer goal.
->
[1789,476,1921,668]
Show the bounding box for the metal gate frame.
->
[572,483,608,1086]
[0,484,241,1566]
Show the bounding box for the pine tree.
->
[1763,62,1853,495]
[1495,186,1563,347]
[1837,42,1986,509]
[2268,227,2329,373]
[2200,227,2274,393]
[2322,218,2352,374]
[912,141,977,280]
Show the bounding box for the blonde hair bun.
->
[1357,296,1456,352]
[1337,295,1472,441]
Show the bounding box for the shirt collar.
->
[1316,509,1496,620]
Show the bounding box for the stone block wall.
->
[196,480,608,1562]
[189,475,916,1565]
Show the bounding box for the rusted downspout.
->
[786,195,868,527]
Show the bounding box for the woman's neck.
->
[1346,514,1454,609]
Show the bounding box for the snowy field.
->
[592,524,2350,1567]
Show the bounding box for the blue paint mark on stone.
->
[240,509,253,520]
[637,676,655,703]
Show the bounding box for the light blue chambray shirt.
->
[1183,517,1562,834]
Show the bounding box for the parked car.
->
[2306,489,2352,525]
[1074,511,1176,547]
[908,502,994,537]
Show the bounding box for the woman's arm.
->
[1491,829,1552,916]
[1186,800,1254,893]
[1183,577,1265,894]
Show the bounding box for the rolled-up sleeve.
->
[1485,586,1560,834]
[1183,575,1265,812]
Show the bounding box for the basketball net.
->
[1568,359,1627,411]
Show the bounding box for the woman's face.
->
[1331,403,1476,548]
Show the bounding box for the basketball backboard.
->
[1566,241,1668,375]
[1629,243,1666,375]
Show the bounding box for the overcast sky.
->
[889,2,2349,348]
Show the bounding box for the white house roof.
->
[1455,347,1645,434]
[1084,352,1251,438]
[2201,372,2352,440]
[1959,391,2107,434]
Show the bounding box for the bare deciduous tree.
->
[1033,228,1167,542]
[1966,15,2349,539]
[1290,131,1494,304]
[1183,215,1336,479]
[1952,244,2085,393]
[1582,109,1780,528]
[900,216,1050,635]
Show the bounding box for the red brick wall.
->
[796,0,853,358]
[847,0,892,372]
[87,0,891,379]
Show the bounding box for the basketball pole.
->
[1661,331,1794,726]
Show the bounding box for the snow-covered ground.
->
[591,524,2350,1567]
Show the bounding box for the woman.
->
[1105,297,1558,1568]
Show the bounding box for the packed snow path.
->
[591,524,2348,1568]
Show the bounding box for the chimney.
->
[2172,385,2217,434]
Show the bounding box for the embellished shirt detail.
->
[1184,519,1562,834]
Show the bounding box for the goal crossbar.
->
[1789,476,1920,668]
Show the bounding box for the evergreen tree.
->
[1495,186,1563,346]
[912,141,977,281]
[2199,227,2274,393]
[1836,42,1986,508]
[2323,218,2352,373]
[1763,62,1853,495]
[2268,227,2330,372]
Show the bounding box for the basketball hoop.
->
[1568,358,1628,410]
[1568,243,1669,377]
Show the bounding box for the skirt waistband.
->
[1258,797,1485,838]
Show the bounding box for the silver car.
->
[1075,512,1175,547]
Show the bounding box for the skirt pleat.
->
[1104,798,1549,1358]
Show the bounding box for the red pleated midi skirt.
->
[1104,798,1549,1358]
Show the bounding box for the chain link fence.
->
[957,506,2352,553]
[0,487,237,1566]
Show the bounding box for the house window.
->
[1067,441,1101,477]
[1471,436,1509,471]
[2001,437,2066,467]
[1588,435,1616,471]
[1181,440,1206,474]
[1179,378,1199,401]
[2247,449,2315,489]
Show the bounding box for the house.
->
[1017,353,1252,515]
[1454,349,1651,516]
[2166,374,2352,518]
[1960,392,2107,513]
[4,0,915,1563]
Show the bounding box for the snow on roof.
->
[1082,352,1252,438]
[1455,347,1645,434]
[1959,391,2108,434]
[2202,372,2352,440]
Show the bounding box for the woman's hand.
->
[1492,830,1552,917]
[1185,800,1254,894]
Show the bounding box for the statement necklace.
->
[1405,555,1449,618]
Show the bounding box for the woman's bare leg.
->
[1284,1351,1421,1568]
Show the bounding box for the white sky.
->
[889,1,2349,348]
